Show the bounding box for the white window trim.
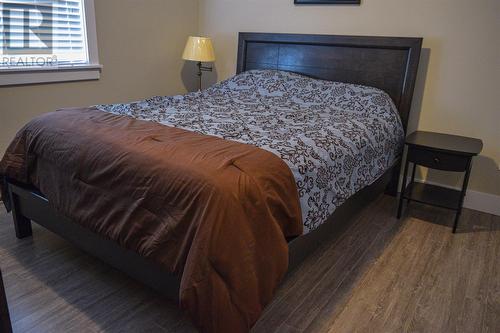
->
[0,0,101,86]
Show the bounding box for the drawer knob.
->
[434,157,440,164]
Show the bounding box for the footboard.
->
[5,181,181,301]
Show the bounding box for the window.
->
[0,0,100,86]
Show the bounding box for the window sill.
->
[0,64,102,86]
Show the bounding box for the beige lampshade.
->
[182,36,216,62]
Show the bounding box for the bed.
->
[0,33,422,332]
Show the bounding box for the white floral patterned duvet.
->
[97,70,404,233]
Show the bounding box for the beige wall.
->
[0,0,198,155]
[199,0,500,195]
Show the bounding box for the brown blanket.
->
[0,108,303,332]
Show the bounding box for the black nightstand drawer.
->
[407,146,469,172]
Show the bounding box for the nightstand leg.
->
[453,213,461,234]
[397,159,410,219]
[408,163,417,205]
[453,159,473,233]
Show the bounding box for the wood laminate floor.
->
[0,195,499,333]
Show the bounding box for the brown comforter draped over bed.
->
[0,108,303,332]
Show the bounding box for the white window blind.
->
[0,0,89,68]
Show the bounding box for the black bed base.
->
[287,168,392,272]
[7,182,181,300]
[5,167,393,301]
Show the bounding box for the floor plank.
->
[0,195,498,332]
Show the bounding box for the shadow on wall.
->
[407,48,431,134]
[181,61,219,93]
[398,48,430,190]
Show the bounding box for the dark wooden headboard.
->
[236,32,422,132]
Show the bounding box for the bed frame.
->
[5,33,422,302]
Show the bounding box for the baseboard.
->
[413,178,500,217]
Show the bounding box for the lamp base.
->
[197,61,213,91]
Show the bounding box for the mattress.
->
[98,70,404,233]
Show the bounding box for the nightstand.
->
[397,131,483,233]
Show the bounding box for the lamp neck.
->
[197,61,213,73]
[197,61,213,91]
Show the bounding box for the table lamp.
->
[182,36,216,91]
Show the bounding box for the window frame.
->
[0,0,101,86]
